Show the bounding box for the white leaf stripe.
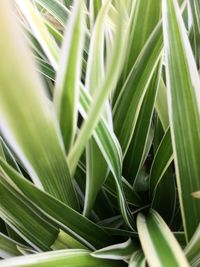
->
[163,0,200,240]
[137,211,189,267]
[54,0,85,152]
[15,0,59,70]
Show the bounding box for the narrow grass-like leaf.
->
[78,86,134,228]
[84,1,110,216]
[163,0,200,240]
[91,238,138,260]
[129,251,145,267]
[137,210,189,267]
[155,78,169,130]
[0,137,22,174]
[125,0,162,75]
[0,158,113,249]
[54,0,85,152]
[35,0,70,26]
[113,23,163,154]
[68,6,135,228]
[0,174,59,251]
[67,5,128,174]
[0,249,126,267]
[189,0,200,68]
[15,0,59,69]
[0,233,22,258]
[185,223,200,265]
[123,64,161,183]
[0,0,78,209]
[88,0,102,29]
[149,128,173,199]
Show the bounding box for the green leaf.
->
[185,223,200,265]
[155,79,169,131]
[0,0,78,209]
[123,63,161,183]
[129,251,145,267]
[67,5,128,174]
[0,173,59,251]
[163,0,200,240]
[0,233,22,258]
[0,158,113,249]
[91,238,138,260]
[53,0,85,152]
[0,137,22,174]
[15,0,60,69]
[125,0,162,75]
[137,210,190,267]
[83,0,110,216]
[0,249,126,267]
[35,0,70,26]
[113,22,163,154]
[189,0,200,68]
[78,87,134,228]
[149,128,173,200]
[68,6,135,229]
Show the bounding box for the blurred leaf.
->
[0,249,126,267]
[35,0,70,26]
[0,0,78,209]
[129,251,145,267]
[0,233,22,258]
[189,0,200,69]
[185,223,200,265]
[16,0,60,69]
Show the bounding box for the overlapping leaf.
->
[0,0,78,209]
[163,0,200,240]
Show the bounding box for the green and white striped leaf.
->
[0,158,113,249]
[129,251,145,267]
[137,210,189,267]
[68,5,135,228]
[123,63,161,183]
[113,22,163,154]
[0,233,22,258]
[35,0,70,26]
[0,173,59,251]
[54,0,85,152]
[155,79,169,131]
[163,0,200,240]
[0,249,126,267]
[185,223,200,265]
[0,0,78,209]
[83,0,111,216]
[189,0,200,68]
[91,238,138,260]
[149,128,173,200]
[78,87,134,228]
[125,0,162,75]
[15,0,60,69]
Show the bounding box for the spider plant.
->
[0,0,200,266]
